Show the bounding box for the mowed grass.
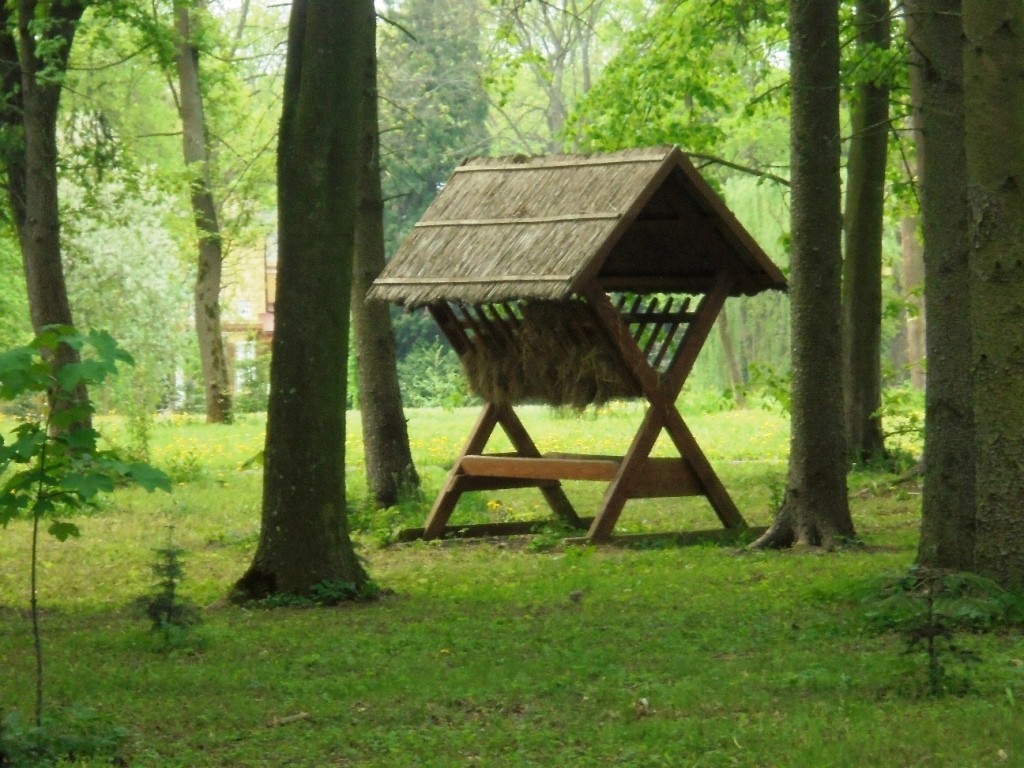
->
[1,403,1023,767]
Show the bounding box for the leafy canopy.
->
[0,326,171,540]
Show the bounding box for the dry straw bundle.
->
[460,300,640,409]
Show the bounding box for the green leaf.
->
[0,347,50,398]
[56,358,117,390]
[48,520,81,541]
[124,462,172,493]
[31,324,79,354]
[7,424,46,462]
[62,425,102,453]
[61,471,116,501]
[85,328,135,368]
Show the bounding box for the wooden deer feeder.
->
[369,146,787,542]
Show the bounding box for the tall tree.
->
[753,0,855,549]
[962,0,1024,587]
[233,0,370,599]
[377,0,490,250]
[352,10,420,508]
[174,0,232,424]
[0,1,90,420]
[841,0,891,465]
[487,0,610,152]
[906,0,976,571]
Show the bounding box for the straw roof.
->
[369,146,786,307]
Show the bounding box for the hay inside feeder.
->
[460,300,640,409]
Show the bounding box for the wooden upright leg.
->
[422,404,499,539]
[661,407,745,528]
[421,402,584,539]
[587,405,665,541]
[584,275,746,540]
[494,403,583,528]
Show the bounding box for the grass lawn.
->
[1,403,1022,767]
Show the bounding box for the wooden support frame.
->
[412,271,748,542]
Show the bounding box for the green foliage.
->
[0,326,171,735]
[864,568,1024,696]
[0,235,30,353]
[0,708,127,768]
[136,526,202,645]
[744,362,791,414]
[878,384,924,454]
[6,406,1024,765]
[397,340,474,409]
[568,0,788,161]
[350,493,426,547]
[59,168,193,445]
[378,0,491,253]
[0,327,172,534]
[526,518,580,552]
[232,342,271,415]
[256,578,382,608]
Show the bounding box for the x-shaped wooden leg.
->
[584,273,745,540]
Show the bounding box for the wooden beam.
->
[631,458,703,497]
[449,475,562,493]
[422,404,500,539]
[459,455,622,482]
[414,213,620,227]
[398,517,598,542]
[493,404,583,527]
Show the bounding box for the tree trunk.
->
[900,216,926,390]
[963,0,1024,588]
[752,0,855,549]
[352,16,420,509]
[174,0,232,424]
[234,0,371,600]
[841,0,890,465]
[1,2,89,423]
[906,0,976,572]
[716,307,746,407]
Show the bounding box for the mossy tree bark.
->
[174,0,232,424]
[352,14,420,509]
[906,0,977,572]
[0,2,89,425]
[841,0,890,466]
[752,0,855,549]
[234,0,371,599]
[963,0,1024,587]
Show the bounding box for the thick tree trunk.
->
[352,19,420,509]
[174,0,232,424]
[234,0,371,600]
[963,0,1024,588]
[906,0,976,572]
[716,308,746,407]
[841,0,890,465]
[1,3,89,423]
[900,216,926,390]
[753,0,855,549]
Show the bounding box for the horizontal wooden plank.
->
[631,458,704,498]
[398,517,595,542]
[458,455,621,482]
[449,475,561,493]
[454,455,705,497]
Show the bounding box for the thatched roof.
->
[369,146,786,307]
